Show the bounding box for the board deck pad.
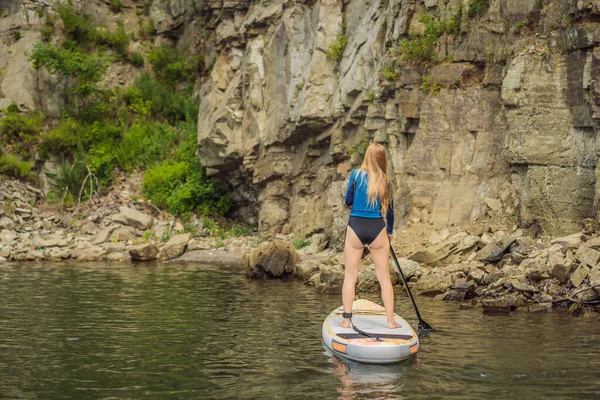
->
[326,300,415,339]
[322,299,419,363]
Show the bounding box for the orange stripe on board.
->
[410,344,419,354]
[332,341,347,354]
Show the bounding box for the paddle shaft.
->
[389,246,433,331]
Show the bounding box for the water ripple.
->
[1,263,600,399]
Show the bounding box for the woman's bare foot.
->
[339,319,351,328]
[388,320,401,329]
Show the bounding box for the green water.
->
[1,263,599,399]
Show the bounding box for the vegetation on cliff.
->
[0,4,230,219]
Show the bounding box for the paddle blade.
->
[418,319,435,333]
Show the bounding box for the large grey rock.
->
[93,225,120,245]
[243,240,300,279]
[0,216,15,230]
[570,265,590,288]
[162,233,191,260]
[118,206,154,230]
[76,246,107,261]
[413,274,452,296]
[0,256,6,263]
[129,244,159,262]
[478,237,516,263]
[575,246,600,267]
[0,230,17,245]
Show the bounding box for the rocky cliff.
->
[196,0,600,244]
[2,0,600,244]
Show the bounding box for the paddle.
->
[389,246,434,333]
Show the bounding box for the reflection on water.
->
[1,263,600,399]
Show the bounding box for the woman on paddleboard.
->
[340,143,401,329]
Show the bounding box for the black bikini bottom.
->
[347,216,386,246]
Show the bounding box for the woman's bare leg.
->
[340,226,364,328]
[369,230,401,329]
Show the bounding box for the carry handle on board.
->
[389,245,435,333]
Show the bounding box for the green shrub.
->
[467,0,489,19]
[58,4,99,45]
[293,237,311,250]
[115,122,179,170]
[446,2,462,35]
[6,104,19,113]
[13,31,21,41]
[0,111,44,158]
[41,14,56,42]
[399,14,445,63]
[129,51,144,67]
[0,153,33,180]
[148,46,201,86]
[41,119,78,156]
[109,0,124,13]
[45,159,87,200]
[30,42,108,98]
[326,32,347,63]
[420,75,442,95]
[138,18,156,39]
[143,158,232,216]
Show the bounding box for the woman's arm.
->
[344,171,356,206]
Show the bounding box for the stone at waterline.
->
[440,281,476,301]
[527,303,552,312]
[412,274,452,296]
[482,294,526,312]
[357,264,402,292]
[477,237,516,263]
[316,265,345,292]
[510,279,538,293]
[295,259,321,281]
[118,206,154,230]
[244,240,300,279]
[396,258,420,281]
[129,244,159,261]
[0,248,10,258]
[110,227,136,242]
[162,233,191,260]
[106,251,131,262]
[76,246,107,261]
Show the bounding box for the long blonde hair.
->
[358,143,392,215]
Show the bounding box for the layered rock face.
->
[196,0,600,241]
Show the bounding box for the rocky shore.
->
[3,176,599,317]
[0,177,258,265]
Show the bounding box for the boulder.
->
[551,262,572,283]
[441,281,476,301]
[482,294,526,312]
[484,197,503,214]
[93,225,120,245]
[510,279,538,293]
[76,246,107,261]
[395,258,421,281]
[162,233,191,260]
[295,260,321,281]
[0,216,15,230]
[574,246,600,267]
[0,256,6,263]
[129,244,159,261]
[316,265,345,292]
[303,233,329,255]
[244,240,300,279]
[413,274,452,295]
[509,237,536,263]
[110,227,136,242]
[409,235,479,266]
[118,206,154,230]
[0,230,17,245]
[106,251,131,262]
[527,303,552,312]
[477,237,516,263]
[468,266,485,283]
[550,232,583,248]
[570,265,590,287]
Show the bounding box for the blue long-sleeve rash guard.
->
[344,169,395,234]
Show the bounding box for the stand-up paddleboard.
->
[322,299,419,364]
